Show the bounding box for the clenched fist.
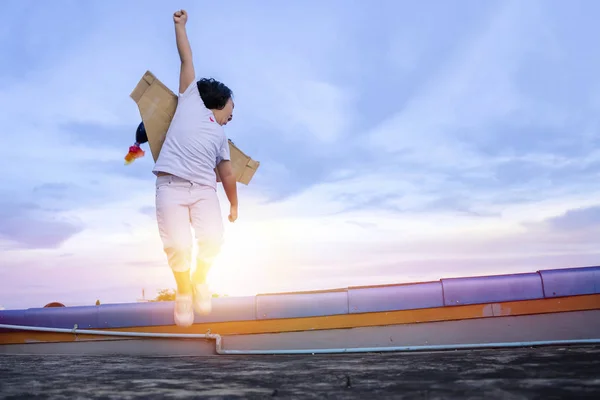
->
[173,9,188,25]
[228,204,238,223]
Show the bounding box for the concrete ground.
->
[1,345,599,399]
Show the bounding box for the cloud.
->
[139,206,155,217]
[0,258,171,309]
[0,201,84,250]
[242,1,574,207]
[544,206,600,231]
[522,204,600,250]
[359,1,567,188]
[33,183,73,200]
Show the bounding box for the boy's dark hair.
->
[135,121,148,144]
[197,78,233,110]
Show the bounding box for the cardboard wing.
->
[129,70,260,185]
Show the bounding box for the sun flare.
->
[200,222,274,297]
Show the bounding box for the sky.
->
[1,0,600,309]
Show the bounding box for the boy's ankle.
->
[173,270,193,294]
[192,260,210,285]
[191,272,207,286]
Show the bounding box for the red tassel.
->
[124,143,145,165]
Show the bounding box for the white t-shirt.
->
[152,81,230,190]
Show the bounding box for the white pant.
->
[155,175,224,273]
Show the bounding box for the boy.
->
[152,9,238,327]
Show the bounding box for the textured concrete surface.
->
[1,345,599,399]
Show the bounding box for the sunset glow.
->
[2,1,600,309]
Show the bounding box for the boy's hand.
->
[228,204,238,223]
[173,9,188,25]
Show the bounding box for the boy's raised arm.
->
[173,10,195,94]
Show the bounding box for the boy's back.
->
[153,81,229,190]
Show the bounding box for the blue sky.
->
[1,0,600,309]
